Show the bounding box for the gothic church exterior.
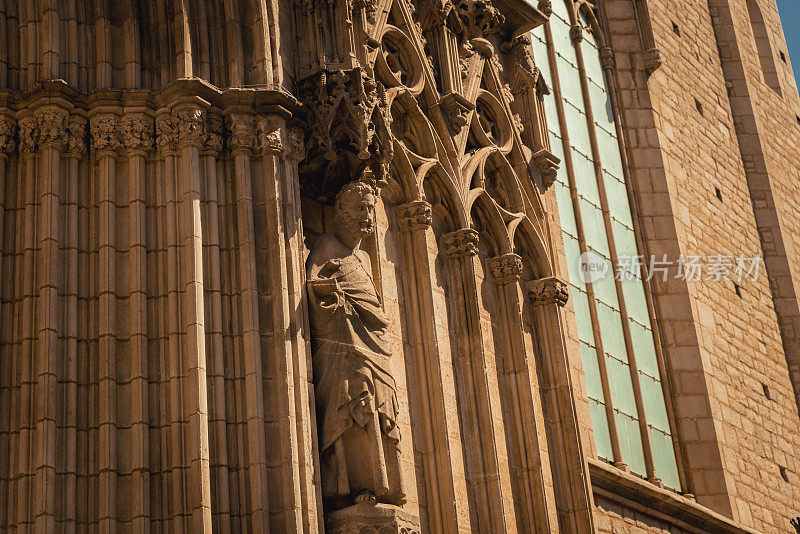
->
[0,0,798,532]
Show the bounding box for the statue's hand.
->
[311,277,346,312]
[311,277,339,297]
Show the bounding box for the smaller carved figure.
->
[307,181,405,510]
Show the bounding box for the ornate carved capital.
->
[156,106,219,153]
[442,228,479,258]
[396,201,433,232]
[226,113,257,154]
[255,116,284,155]
[643,48,663,75]
[18,117,39,154]
[174,105,207,148]
[487,253,523,285]
[532,148,560,189]
[90,114,121,154]
[570,25,583,43]
[600,47,615,70]
[120,115,155,154]
[526,276,569,307]
[64,116,87,157]
[203,113,224,155]
[38,108,69,150]
[20,108,71,153]
[0,118,17,155]
[456,0,505,38]
[155,115,179,153]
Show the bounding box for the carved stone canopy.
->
[299,68,394,202]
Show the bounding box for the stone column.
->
[120,114,154,530]
[156,105,214,532]
[441,228,508,533]
[525,276,594,534]
[90,112,121,533]
[226,112,271,532]
[394,200,460,533]
[267,120,324,532]
[33,107,69,532]
[63,116,86,529]
[175,105,214,532]
[486,253,553,534]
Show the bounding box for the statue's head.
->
[334,181,376,243]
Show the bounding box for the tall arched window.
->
[746,0,782,95]
[530,0,683,490]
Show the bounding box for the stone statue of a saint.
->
[306,181,405,509]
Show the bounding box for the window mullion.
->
[595,5,692,494]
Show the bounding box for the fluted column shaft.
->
[526,276,594,534]
[442,228,508,533]
[395,201,461,533]
[486,254,554,534]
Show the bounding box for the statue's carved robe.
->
[307,234,403,505]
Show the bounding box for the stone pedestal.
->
[324,503,420,534]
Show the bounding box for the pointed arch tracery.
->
[358,0,555,276]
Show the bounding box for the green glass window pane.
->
[639,374,670,432]
[571,286,595,345]
[589,399,614,461]
[551,0,572,23]
[573,152,600,205]
[597,128,624,181]
[591,263,619,310]
[622,279,652,328]
[605,355,637,416]
[562,232,584,287]
[596,301,627,362]
[588,81,615,133]
[564,104,592,157]
[605,176,632,228]
[549,132,566,172]
[649,428,681,491]
[550,6,573,52]
[551,26,574,65]
[580,342,605,402]
[629,320,659,378]
[606,219,639,264]
[579,200,610,258]
[557,57,585,110]
[556,181,578,237]
[616,412,647,476]
[531,26,548,51]
[581,38,606,86]
[546,98,562,139]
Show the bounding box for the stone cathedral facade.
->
[1,0,800,532]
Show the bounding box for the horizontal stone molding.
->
[589,458,759,534]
